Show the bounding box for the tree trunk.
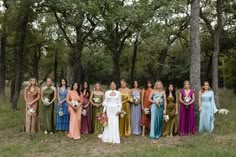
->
[0,31,7,98]
[32,45,41,80]
[130,33,139,84]
[54,48,58,86]
[11,1,31,110]
[112,50,121,88]
[212,0,222,108]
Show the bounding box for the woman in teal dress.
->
[198,81,218,133]
[149,81,167,139]
[41,78,57,134]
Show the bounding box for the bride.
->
[98,81,122,144]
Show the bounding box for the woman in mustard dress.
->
[66,82,83,140]
[90,82,104,134]
[163,84,178,137]
[24,78,40,133]
[118,79,132,137]
[41,78,57,134]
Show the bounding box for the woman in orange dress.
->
[141,80,153,136]
[66,82,83,140]
[24,78,40,133]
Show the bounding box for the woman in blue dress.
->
[198,81,218,133]
[130,81,142,135]
[149,81,167,139]
[56,78,70,133]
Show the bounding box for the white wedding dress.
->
[98,90,122,144]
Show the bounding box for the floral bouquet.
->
[120,110,127,118]
[163,114,169,122]
[58,108,64,117]
[28,108,35,116]
[44,97,50,104]
[144,108,150,115]
[71,99,78,107]
[218,109,230,115]
[96,112,108,127]
[155,97,163,105]
[81,109,87,116]
[133,96,140,104]
[183,96,191,108]
[93,97,102,104]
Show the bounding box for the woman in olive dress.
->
[90,82,105,134]
[41,78,57,134]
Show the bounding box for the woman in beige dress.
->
[24,78,40,133]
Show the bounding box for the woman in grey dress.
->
[130,81,142,135]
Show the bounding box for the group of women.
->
[24,78,218,144]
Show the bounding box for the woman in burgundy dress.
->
[81,82,91,134]
[179,80,196,136]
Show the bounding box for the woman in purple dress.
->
[81,82,91,134]
[130,81,142,135]
[179,80,196,136]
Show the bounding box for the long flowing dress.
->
[141,89,152,129]
[163,97,178,136]
[91,94,104,134]
[99,90,122,144]
[199,91,218,133]
[179,89,196,136]
[67,90,83,139]
[25,87,40,132]
[42,86,55,132]
[130,90,142,135]
[119,93,132,136]
[81,94,91,134]
[150,93,164,139]
[56,88,69,131]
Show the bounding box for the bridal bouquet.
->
[58,108,64,117]
[163,115,169,122]
[81,109,87,116]
[133,96,140,104]
[155,97,163,105]
[183,96,191,108]
[218,109,230,115]
[144,108,150,115]
[96,112,108,126]
[120,110,127,118]
[93,97,102,104]
[44,97,50,104]
[71,99,79,107]
[28,108,35,116]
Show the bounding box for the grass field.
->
[0,89,235,157]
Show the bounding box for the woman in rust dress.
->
[24,78,40,133]
[66,82,83,140]
[141,80,153,136]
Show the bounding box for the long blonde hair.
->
[26,78,38,90]
[154,80,164,90]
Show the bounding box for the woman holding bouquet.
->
[41,78,57,134]
[90,83,104,134]
[198,81,218,133]
[179,80,196,136]
[66,82,83,140]
[131,81,142,135]
[141,80,153,136]
[56,78,69,133]
[98,81,122,144]
[119,79,132,137]
[81,82,91,134]
[149,81,167,139]
[163,84,178,137]
[24,78,40,133]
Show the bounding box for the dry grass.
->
[0,89,235,157]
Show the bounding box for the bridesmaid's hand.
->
[175,111,178,115]
[163,110,166,115]
[116,111,120,116]
[199,108,202,112]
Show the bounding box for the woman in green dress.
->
[163,84,178,137]
[41,78,57,134]
[90,82,104,134]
